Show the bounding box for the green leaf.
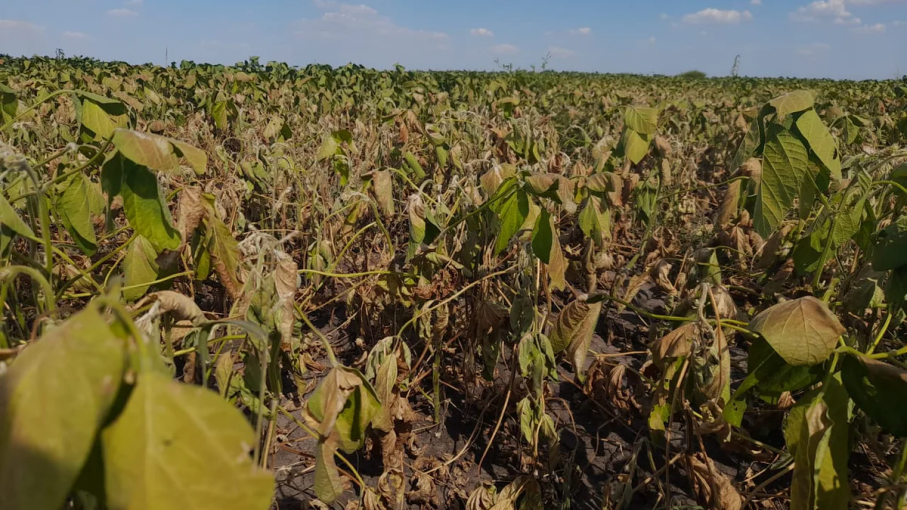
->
[0,83,16,121]
[788,376,851,510]
[0,194,35,239]
[102,371,274,510]
[211,100,229,130]
[80,97,128,140]
[872,215,907,271]
[531,209,554,263]
[842,354,907,437]
[403,152,426,182]
[317,135,340,162]
[769,90,815,120]
[314,441,345,504]
[622,129,651,165]
[493,185,530,255]
[578,196,611,247]
[624,105,658,135]
[748,297,844,366]
[531,209,567,290]
[115,154,181,251]
[56,173,98,256]
[0,306,126,510]
[112,129,207,176]
[123,235,160,301]
[754,124,810,237]
[796,110,841,180]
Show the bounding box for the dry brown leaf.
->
[697,327,731,401]
[177,185,206,246]
[650,323,699,368]
[714,179,740,230]
[688,452,743,510]
[274,253,298,351]
[372,170,394,218]
[654,136,672,157]
[144,290,205,325]
[651,259,676,295]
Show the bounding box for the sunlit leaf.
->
[748,297,844,366]
[102,371,274,510]
[0,306,126,510]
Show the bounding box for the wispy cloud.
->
[470,28,493,37]
[124,0,143,5]
[107,8,138,17]
[853,22,886,32]
[751,0,763,5]
[0,19,43,31]
[62,31,90,39]
[547,46,574,58]
[491,43,519,55]
[568,27,592,35]
[682,8,753,24]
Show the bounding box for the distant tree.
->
[678,70,707,79]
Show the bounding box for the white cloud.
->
[470,28,494,37]
[62,31,90,39]
[854,22,886,32]
[798,42,831,56]
[107,8,138,17]
[790,0,902,25]
[569,27,592,35]
[491,43,519,55]
[0,19,43,32]
[682,9,753,24]
[124,0,143,5]
[547,46,574,58]
[893,20,906,26]
[648,36,657,44]
[660,13,670,20]
[751,0,763,5]
[295,1,448,44]
[790,0,850,22]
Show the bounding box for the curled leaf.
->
[550,298,602,377]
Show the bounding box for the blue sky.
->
[1,0,906,79]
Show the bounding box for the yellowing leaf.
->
[123,235,160,301]
[622,129,651,165]
[81,98,128,139]
[748,297,844,366]
[796,110,841,180]
[102,371,274,510]
[113,129,207,176]
[624,105,658,135]
[769,90,815,119]
[0,306,126,510]
[207,214,242,301]
[549,298,602,376]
